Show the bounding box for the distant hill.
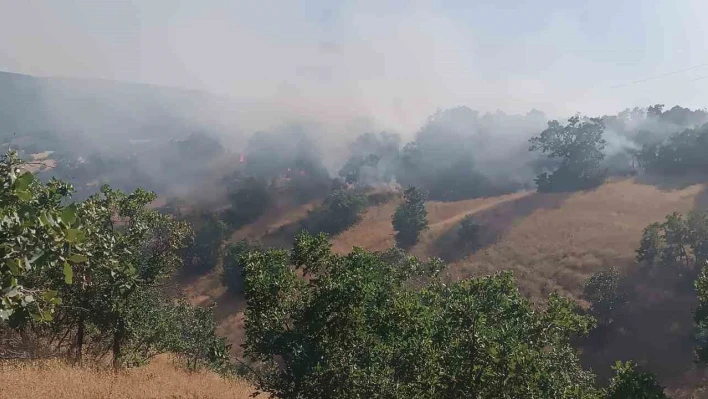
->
[0,70,246,151]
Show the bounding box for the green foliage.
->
[606,361,668,399]
[223,177,272,229]
[529,116,607,192]
[243,232,600,399]
[1,151,83,321]
[636,212,708,268]
[172,302,233,374]
[392,187,428,249]
[583,267,627,325]
[50,184,192,366]
[2,152,231,371]
[181,211,229,274]
[637,212,708,366]
[222,239,261,294]
[303,189,368,236]
[119,288,234,374]
[637,123,708,175]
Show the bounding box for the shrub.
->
[606,361,668,399]
[392,187,428,248]
[583,267,627,325]
[636,211,708,269]
[303,189,368,236]
[457,215,483,249]
[181,211,229,274]
[223,177,272,228]
[223,239,261,294]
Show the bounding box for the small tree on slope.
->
[392,186,428,249]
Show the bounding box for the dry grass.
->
[0,355,262,399]
[446,179,706,301]
[330,191,528,254]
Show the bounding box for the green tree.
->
[223,176,272,229]
[242,231,601,399]
[303,189,368,236]
[606,361,668,399]
[392,187,428,248]
[636,212,708,268]
[636,212,708,365]
[2,151,233,373]
[119,288,233,374]
[181,210,229,274]
[583,267,627,325]
[529,116,607,192]
[222,239,261,293]
[1,151,82,322]
[34,185,191,366]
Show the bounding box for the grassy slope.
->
[182,178,708,395]
[0,355,262,399]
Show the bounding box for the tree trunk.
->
[19,326,34,358]
[75,316,85,365]
[112,325,123,370]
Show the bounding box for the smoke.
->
[2,2,708,203]
[5,0,707,139]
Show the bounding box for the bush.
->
[392,187,428,248]
[303,189,368,236]
[457,215,483,249]
[636,211,708,269]
[583,267,627,325]
[181,211,229,274]
[222,176,272,228]
[606,361,668,399]
[223,240,261,294]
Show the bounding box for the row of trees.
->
[636,123,708,176]
[336,105,708,199]
[0,151,232,372]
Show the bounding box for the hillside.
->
[183,178,708,395]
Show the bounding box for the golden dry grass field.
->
[0,355,262,399]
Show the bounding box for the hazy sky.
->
[1,0,706,132]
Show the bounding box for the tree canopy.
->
[242,231,602,399]
[392,187,428,248]
[529,116,607,192]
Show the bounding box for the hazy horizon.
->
[1,0,707,134]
